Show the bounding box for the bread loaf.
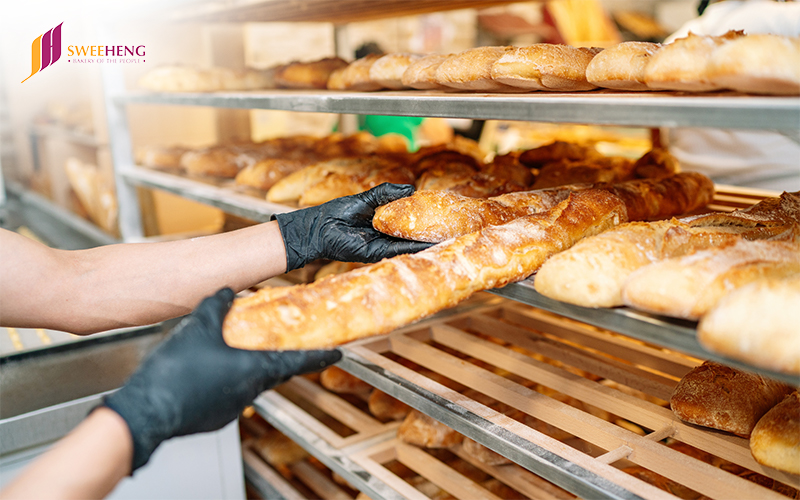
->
[252,428,308,467]
[401,53,451,90]
[274,57,348,89]
[326,66,348,90]
[491,44,603,91]
[181,145,261,178]
[374,172,714,244]
[670,361,794,437]
[461,438,511,466]
[585,41,662,91]
[266,157,372,203]
[398,410,463,448]
[706,34,800,95]
[136,145,188,171]
[531,156,635,189]
[750,392,800,474]
[434,47,521,91]
[223,189,627,350]
[621,239,800,320]
[335,54,384,91]
[517,141,600,169]
[368,390,411,421]
[298,160,415,206]
[319,366,372,395]
[369,53,421,89]
[235,158,309,191]
[698,274,800,375]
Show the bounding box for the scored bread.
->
[750,391,800,474]
[274,57,348,89]
[670,361,794,437]
[585,41,662,91]
[369,53,421,89]
[398,410,463,448]
[698,273,800,376]
[621,239,800,320]
[234,158,309,191]
[335,54,384,91]
[434,46,522,91]
[401,53,451,90]
[491,44,603,91]
[706,34,800,95]
[223,189,627,350]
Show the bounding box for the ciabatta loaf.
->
[401,53,450,90]
[491,44,603,91]
[670,361,794,437]
[369,53,421,90]
[750,392,800,474]
[223,189,627,350]
[622,239,800,320]
[706,34,800,95]
[586,41,662,91]
[434,46,521,91]
[698,274,800,376]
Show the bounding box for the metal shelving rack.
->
[101,3,800,499]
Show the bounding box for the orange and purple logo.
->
[22,23,63,83]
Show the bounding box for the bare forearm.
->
[0,408,132,500]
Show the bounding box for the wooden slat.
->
[242,448,307,500]
[284,377,383,433]
[261,391,349,449]
[350,440,431,500]
[290,461,353,500]
[389,334,787,500]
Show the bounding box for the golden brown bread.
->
[274,57,348,89]
[706,34,800,95]
[223,189,627,350]
[335,54,384,91]
[401,53,451,90]
[491,44,603,91]
[435,46,521,91]
[750,391,800,474]
[234,158,310,191]
[518,141,600,169]
[180,144,262,178]
[585,41,662,91]
[369,53,421,89]
[252,428,309,467]
[622,239,800,320]
[136,145,188,171]
[531,156,635,189]
[698,274,800,376]
[319,366,373,395]
[374,172,714,244]
[326,66,348,90]
[398,410,463,448]
[266,157,373,203]
[670,361,794,437]
[368,390,411,421]
[298,160,415,206]
[460,438,511,466]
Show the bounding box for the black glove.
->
[103,288,341,472]
[273,183,432,272]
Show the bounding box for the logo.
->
[22,23,63,83]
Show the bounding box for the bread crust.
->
[274,57,348,89]
[706,34,800,95]
[491,45,602,91]
[670,361,794,437]
[750,392,800,474]
[319,366,373,395]
[234,158,309,191]
[368,390,411,421]
[336,54,384,91]
[369,53,421,90]
[136,145,188,171]
[586,42,662,91]
[223,189,627,350]
[398,410,463,448]
[401,53,451,90]
[435,46,522,91]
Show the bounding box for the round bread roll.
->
[435,46,522,91]
[586,41,662,91]
[401,53,451,90]
[491,44,603,91]
[706,34,800,95]
[369,53,421,90]
[644,30,745,92]
[750,391,800,475]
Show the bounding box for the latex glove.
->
[103,288,341,472]
[273,183,432,272]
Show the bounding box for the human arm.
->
[0,288,341,499]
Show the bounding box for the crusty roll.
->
[368,390,411,421]
[369,53,421,90]
[531,156,635,189]
[586,41,662,91]
[622,239,800,320]
[750,391,800,474]
[398,410,463,448]
[234,158,309,191]
[706,34,800,95]
[670,361,794,437]
[274,57,348,89]
[320,366,373,395]
[434,46,521,91]
[698,274,800,376]
[401,53,451,90]
[518,141,600,169]
[136,145,188,171]
[644,30,745,92]
[334,54,384,91]
[298,161,415,207]
[461,438,511,466]
[223,189,627,350]
[491,44,603,91]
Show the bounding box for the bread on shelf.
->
[398,410,463,448]
[329,54,384,91]
[586,41,662,91]
[491,44,603,91]
[136,145,188,171]
[401,53,451,90]
[235,158,310,191]
[706,34,800,95]
[434,46,520,91]
[319,366,373,395]
[369,53,421,90]
[750,391,800,474]
[274,57,348,89]
[368,390,411,421]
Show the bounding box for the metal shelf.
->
[118,89,800,131]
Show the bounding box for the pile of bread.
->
[140,32,800,95]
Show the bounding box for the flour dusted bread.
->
[670,361,794,437]
[136,145,188,171]
[750,391,800,474]
[706,34,800,95]
[333,54,384,91]
[401,53,450,90]
[491,44,603,91]
[698,274,800,376]
[369,53,421,89]
[622,239,800,320]
[644,30,744,91]
[398,410,463,448]
[274,57,348,89]
[435,46,519,91]
[223,189,627,350]
[586,41,662,91]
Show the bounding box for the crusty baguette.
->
[401,53,451,90]
[670,361,794,437]
[274,57,348,89]
[337,54,384,91]
[181,145,261,178]
[621,239,800,320]
[398,410,463,448]
[586,41,662,91]
[491,44,603,91]
[136,145,188,171]
[706,34,800,96]
[223,189,627,350]
[750,391,800,474]
[531,156,635,189]
[698,274,800,376]
[235,158,309,191]
[266,157,379,203]
[369,53,421,90]
[434,46,522,91]
[374,172,714,243]
[298,161,415,206]
[368,390,411,421]
[319,366,373,395]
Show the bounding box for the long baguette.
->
[373,172,714,243]
[223,189,627,350]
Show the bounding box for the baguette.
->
[234,158,310,191]
[266,157,378,203]
[491,44,603,91]
[698,274,800,375]
[373,172,714,243]
[517,141,600,169]
[298,161,415,206]
[706,34,800,95]
[136,145,188,171]
[670,361,794,437]
[180,145,261,178]
[335,54,384,91]
[274,57,348,89]
[398,410,463,448]
[401,53,451,90]
[368,390,411,421]
[621,239,800,320]
[319,366,372,395]
[585,41,662,91]
[461,438,511,466]
[750,391,800,474]
[223,189,627,350]
[434,46,521,91]
[369,53,421,89]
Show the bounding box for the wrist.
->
[273,210,320,272]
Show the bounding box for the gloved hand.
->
[273,183,432,272]
[103,288,341,472]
